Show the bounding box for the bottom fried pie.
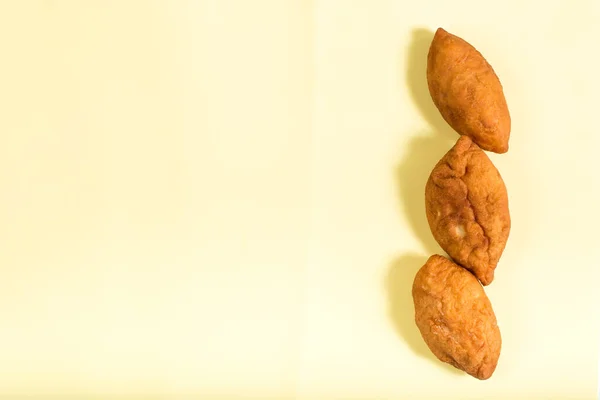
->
[412,255,501,380]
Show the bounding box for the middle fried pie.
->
[425,136,510,285]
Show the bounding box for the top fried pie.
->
[427,28,511,153]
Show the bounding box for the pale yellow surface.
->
[0,1,598,399]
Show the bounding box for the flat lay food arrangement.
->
[413,28,512,380]
[1,2,598,398]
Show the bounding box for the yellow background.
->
[0,1,598,399]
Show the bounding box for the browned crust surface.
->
[425,136,510,285]
[427,28,510,153]
[412,255,502,379]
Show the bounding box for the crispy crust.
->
[425,136,510,285]
[412,255,502,379]
[427,28,511,153]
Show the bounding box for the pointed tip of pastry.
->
[435,27,449,37]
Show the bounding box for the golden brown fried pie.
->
[427,28,510,153]
[425,136,510,285]
[413,255,502,379]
